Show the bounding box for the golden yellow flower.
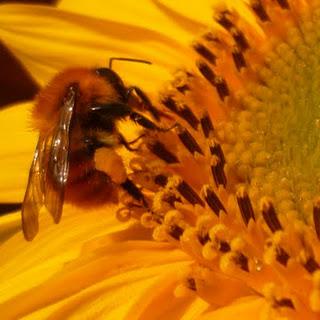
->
[1,0,320,319]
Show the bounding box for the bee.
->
[22,58,170,241]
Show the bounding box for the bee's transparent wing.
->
[44,85,77,224]
[21,135,47,241]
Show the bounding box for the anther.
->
[230,28,250,51]
[214,76,230,101]
[169,224,184,240]
[204,185,226,216]
[192,42,216,65]
[148,141,179,164]
[200,113,214,138]
[276,247,290,266]
[177,180,205,207]
[276,0,290,9]
[274,298,295,309]
[232,46,247,71]
[176,126,204,155]
[220,240,231,252]
[214,11,234,30]
[121,178,147,207]
[210,142,225,167]
[235,252,249,272]
[198,233,210,245]
[197,61,216,86]
[250,0,270,22]
[236,188,255,226]
[211,157,227,188]
[304,257,320,274]
[179,105,200,130]
[162,97,199,130]
[154,174,168,187]
[261,199,282,232]
[187,278,197,291]
[313,198,320,240]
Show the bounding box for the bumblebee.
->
[22,58,168,240]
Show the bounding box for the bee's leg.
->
[121,178,148,208]
[118,133,146,151]
[130,111,177,132]
[126,86,162,120]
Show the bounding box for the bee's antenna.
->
[109,57,152,70]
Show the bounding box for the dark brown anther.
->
[177,126,204,155]
[164,194,181,206]
[261,200,282,232]
[200,113,214,138]
[180,105,199,130]
[251,0,270,22]
[154,174,168,187]
[276,0,290,9]
[176,84,190,94]
[198,233,210,245]
[210,143,225,167]
[231,28,250,51]
[232,46,247,71]
[313,199,320,240]
[211,160,227,188]
[274,298,295,309]
[304,257,320,274]
[187,278,197,291]
[121,178,147,207]
[276,247,290,266]
[235,253,249,272]
[169,224,184,240]
[177,180,205,207]
[215,11,234,30]
[193,43,216,65]
[204,186,226,216]
[236,189,255,226]
[219,240,231,252]
[214,76,230,101]
[197,61,216,86]
[203,32,221,44]
[148,141,179,164]
[162,96,179,113]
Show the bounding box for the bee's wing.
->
[22,134,47,241]
[44,85,77,224]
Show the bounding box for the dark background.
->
[0,0,57,108]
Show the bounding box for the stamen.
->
[176,180,205,207]
[162,97,199,129]
[219,240,231,252]
[176,125,204,155]
[214,76,230,101]
[236,187,255,226]
[193,42,216,65]
[210,142,225,167]
[214,10,234,30]
[200,113,214,138]
[276,247,290,266]
[276,0,290,9]
[121,178,147,206]
[304,257,320,274]
[235,252,249,272]
[232,46,247,71]
[274,298,295,309]
[211,156,227,188]
[168,224,184,240]
[230,28,250,51]
[261,198,283,232]
[250,0,270,22]
[203,185,226,216]
[198,233,210,245]
[154,174,168,187]
[197,61,216,85]
[313,198,320,240]
[148,141,179,164]
[187,278,197,291]
[179,104,200,130]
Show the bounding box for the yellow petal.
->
[0,101,36,203]
[199,296,266,320]
[0,4,194,92]
[0,205,191,319]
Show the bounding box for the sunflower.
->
[1,0,320,319]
